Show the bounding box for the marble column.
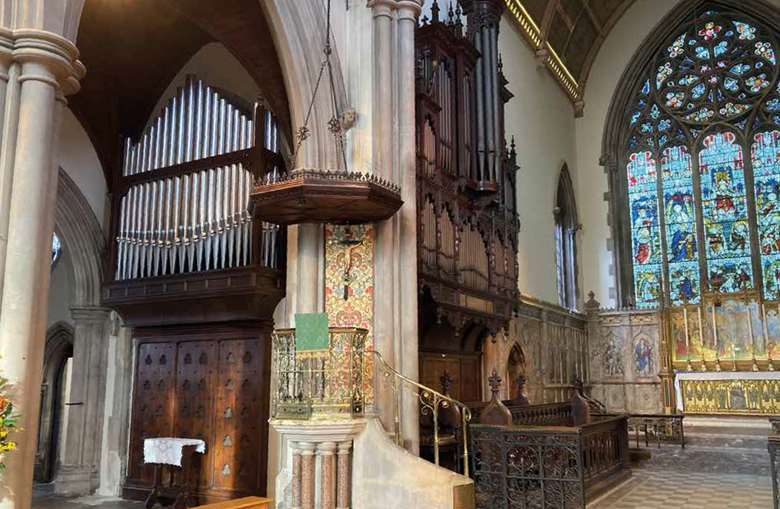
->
[55,306,111,495]
[0,35,20,304]
[299,442,316,509]
[0,31,82,509]
[336,441,352,509]
[317,442,337,509]
[291,442,302,509]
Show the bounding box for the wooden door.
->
[124,326,271,502]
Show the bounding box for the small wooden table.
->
[143,438,206,509]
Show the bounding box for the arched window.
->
[51,232,62,270]
[555,165,579,309]
[620,7,780,308]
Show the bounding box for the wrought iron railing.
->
[470,413,630,509]
[270,327,367,419]
[370,349,472,476]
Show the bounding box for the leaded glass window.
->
[623,9,780,308]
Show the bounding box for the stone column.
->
[291,442,302,509]
[0,31,83,509]
[396,0,422,455]
[299,442,316,509]
[336,441,352,509]
[0,34,20,304]
[368,0,397,434]
[55,306,111,495]
[317,442,337,509]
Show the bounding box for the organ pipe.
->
[114,74,281,280]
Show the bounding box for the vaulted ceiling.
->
[504,0,637,113]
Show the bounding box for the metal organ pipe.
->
[116,75,280,280]
[474,34,485,182]
[489,24,501,180]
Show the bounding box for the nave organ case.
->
[103,74,287,502]
[416,0,519,403]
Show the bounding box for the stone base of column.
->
[54,464,98,496]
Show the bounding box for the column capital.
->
[70,306,111,324]
[337,441,352,454]
[316,441,337,455]
[298,441,317,455]
[11,29,84,95]
[367,0,395,18]
[396,0,423,20]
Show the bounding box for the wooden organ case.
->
[416,0,519,403]
[103,75,286,502]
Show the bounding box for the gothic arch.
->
[54,168,104,308]
[555,164,579,309]
[35,322,74,483]
[600,0,780,306]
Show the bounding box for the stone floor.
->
[589,418,774,509]
[32,419,776,509]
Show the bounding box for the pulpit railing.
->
[270,327,367,419]
[370,350,472,476]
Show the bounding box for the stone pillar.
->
[0,31,82,509]
[318,442,336,509]
[299,442,316,509]
[368,0,422,452]
[291,442,302,509]
[396,0,422,455]
[0,37,20,304]
[336,441,352,509]
[55,306,111,495]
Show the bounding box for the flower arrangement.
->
[0,373,18,473]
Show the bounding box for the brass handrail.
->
[369,349,472,476]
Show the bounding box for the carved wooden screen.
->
[125,328,270,501]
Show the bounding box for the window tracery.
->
[623,9,780,308]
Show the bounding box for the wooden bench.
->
[192,497,272,509]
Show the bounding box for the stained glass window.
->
[623,10,780,307]
[752,130,780,299]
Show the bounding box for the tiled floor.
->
[32,495,143,509]
[590,428,774,509]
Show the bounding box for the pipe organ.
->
[416,0,519,403]
[114,75,283,281]
[104,74,286,502]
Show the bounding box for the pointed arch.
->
[555,164,579,310]
[601,0,780,307]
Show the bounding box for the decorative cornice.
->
[503,0,583,111]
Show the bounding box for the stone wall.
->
[585,295,665,414]
[484,296,588,404]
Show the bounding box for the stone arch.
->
[54,168,104,307]
[600,0,780,306]
[35,321,74,483]
[258,1,348,171]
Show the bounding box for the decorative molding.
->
[503,0,583,109]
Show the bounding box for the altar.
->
[674,371,780,415]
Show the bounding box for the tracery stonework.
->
[623,9,780,308]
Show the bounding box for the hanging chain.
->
[290,0,349,172]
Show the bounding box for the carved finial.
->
[440,370,454,395]
[488,369,502,396]
[447,1,455,24]
[455,3,463,33]
[431,0,440,22]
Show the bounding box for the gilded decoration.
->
[324,224,375,402]
[679,378,780,415]
[668,295,780,368]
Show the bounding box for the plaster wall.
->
[57,109,108,229]
[500,17,578,306]
[147,43,262,130]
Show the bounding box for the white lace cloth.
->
[143,438,206,467]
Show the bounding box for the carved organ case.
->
[416,0,519,402]
[104,75,286,502]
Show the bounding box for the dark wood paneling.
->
[125,324,271,502]
[420,352,482,403]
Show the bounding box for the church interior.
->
[0,0,778,508]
